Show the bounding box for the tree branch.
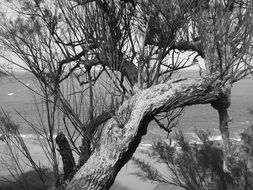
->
[171,41,204,58]
[66,77,225,190]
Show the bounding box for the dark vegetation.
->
[0,70,7,77]
[0,168,55,190]
[133,125,253,190]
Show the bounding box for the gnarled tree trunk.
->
[66,77,226,190]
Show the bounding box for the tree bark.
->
[66,78,225,190]
[78,136,92,169]
[55,132,76,181]
[211,85,232,173]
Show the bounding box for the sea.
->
[0,70,253,147]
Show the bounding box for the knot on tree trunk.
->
[211,86,231,110]
[55,132,76,181]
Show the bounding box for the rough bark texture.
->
[55,132,76,181]
[66,78,226,190]
[78,111,113,169]
[211,85,232,173]
[78,136,92,169]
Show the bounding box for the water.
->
[0,71,253,143]
[142,73,253,144]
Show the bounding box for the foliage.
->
[0,168,55,190]
[132,128,253,190]
[0,111,55,190]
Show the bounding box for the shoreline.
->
[0,131,245,190]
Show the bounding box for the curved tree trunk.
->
[66,78,226,190]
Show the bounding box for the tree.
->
[0,0,253,189]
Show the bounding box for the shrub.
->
[0,111,59,190]
[132,128,253,190]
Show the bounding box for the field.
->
[0,71,252,190]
